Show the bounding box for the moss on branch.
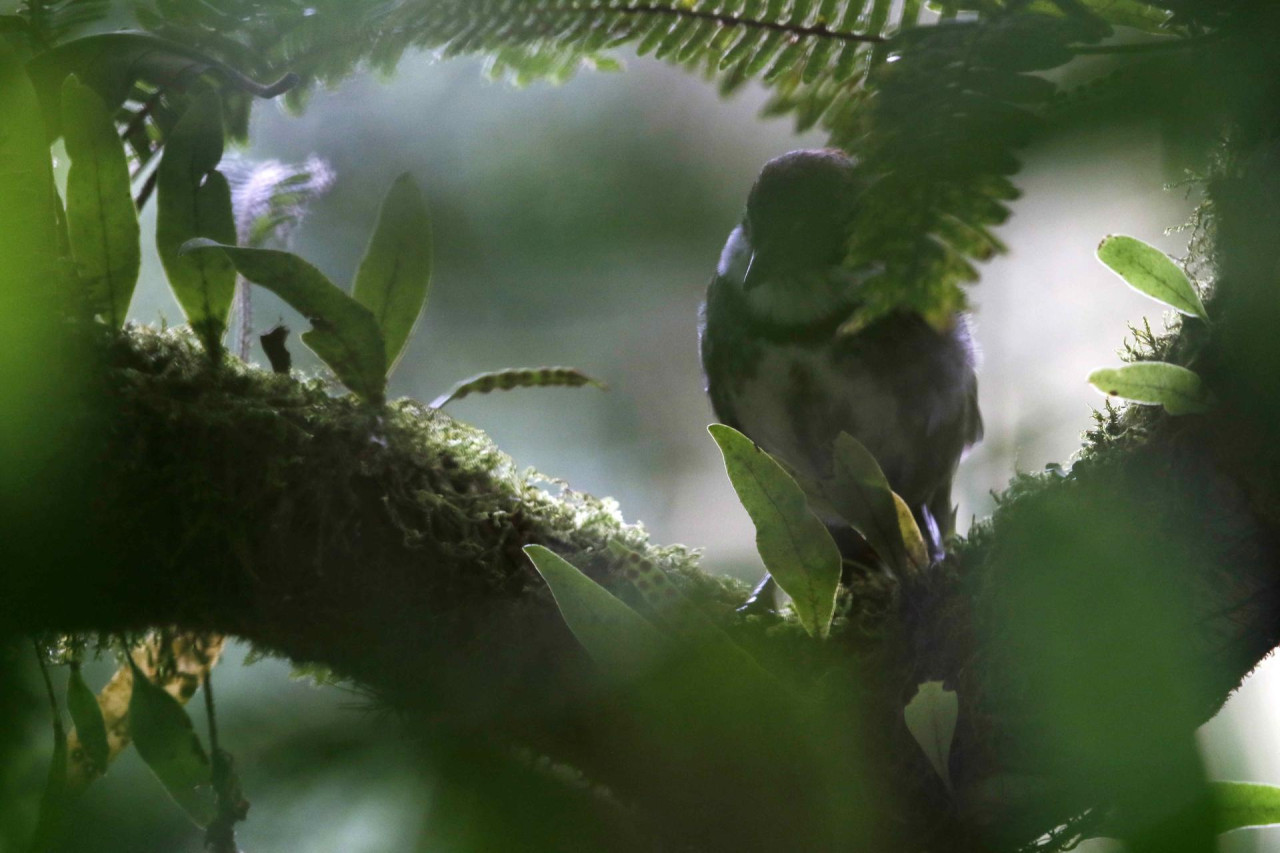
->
[4,304,1280,851]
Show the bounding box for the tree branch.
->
[3,299,1279,850]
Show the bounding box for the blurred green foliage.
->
[5,0,1280,851]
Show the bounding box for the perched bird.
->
[699,149,982,603]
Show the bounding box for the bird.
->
[699,149,983,608]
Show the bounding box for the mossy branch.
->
[4,294,1280,850]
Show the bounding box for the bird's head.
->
[727,149,865,324]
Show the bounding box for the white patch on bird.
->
[723,341,905,491]
[742,269,856,327]
[719,225,863,326]
[717,225,752,283]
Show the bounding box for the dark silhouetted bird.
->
[699,149,982,606]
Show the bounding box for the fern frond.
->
[126,0,1205,322]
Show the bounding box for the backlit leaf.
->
[1212,782,1280,833]
[61,75,139,327]
[181,240,387,404]
[156,88,236,358]
[709,423,841,638]
[1097,234,1208,321]
[352,173,433,375]
[892,491,930,570]
[1088,363,1212,415]
[904,680,958,792]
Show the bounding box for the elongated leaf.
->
[524,545,667,675]
[709,424,841,638]
[904,681,958,792]
[604,542,791,701]
[156,88,236,358]
[66,662,109,777]
[182,240,387,404]
[1097,235,1208,321]
[0,35,60,294]
[126,655,215,827]
[1088,363,1212,415]
[892,492,930,570]
[61,75,139,327]
[66,634,226,793]
[30,716,68,853]
[1213,782,1280,833]
[430,367,607,408]
[352,172,433,374]
[819,432,917,575]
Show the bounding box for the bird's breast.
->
[719,340,906,485]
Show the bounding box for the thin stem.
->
[32,639,62,735]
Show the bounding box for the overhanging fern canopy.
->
[124,0,1194,321]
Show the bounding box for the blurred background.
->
[5,41,1280,852]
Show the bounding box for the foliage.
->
[7,0,1280,851]
[710,423,842,637]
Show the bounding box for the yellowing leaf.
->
[1088,363,1212,415]
[524,545,667,675]
[709,424,841,638]
[1097,234,1208,321]
[66,662,109,777]
[892,492,930,572]
[904,680,958,792]
[818,432,918,575]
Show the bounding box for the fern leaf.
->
[430,367,608,409]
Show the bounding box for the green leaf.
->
[30,715,68,853]
[352,173,433,375]
[903,681,958,792]
[156,88,236,358]
[817,432,919,575]
[61,75,140,327]
[430,366,607,408]
[524,545,667,675]
[0,35,61,293]
[708,424,841,638]
[181,240,388,404]
[1096,234,1208,321]
[66,662,109,777]
[1088,363,1212,415]
[1212,782,1280,833]
[126,656,215,827]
